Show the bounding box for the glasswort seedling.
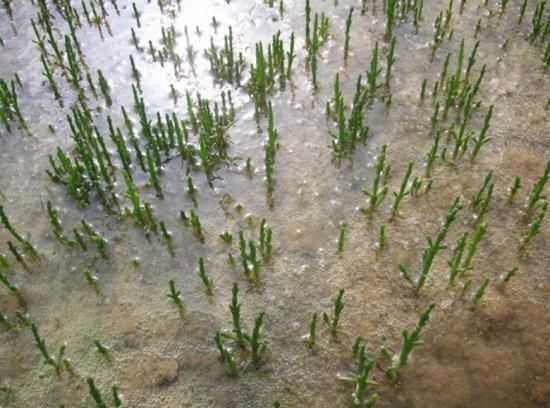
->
[323,288,345,338]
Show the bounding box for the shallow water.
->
[0,0,549,407]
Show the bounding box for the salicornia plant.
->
[390,162,413,220]
[386,301,436,380]
[167,279,184,316]
[323,288,345,338]
[198,257,213,295]
[362,145,389,216]
[399,198,462,290]
[520,201,547,251]
[303,312,318,348]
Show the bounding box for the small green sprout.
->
[303,312,318,348]
[448,232,468,285]
[410,177,423,196]
[385,36,396,91]
[83,269,100,295]
[112,386,123,407]
[518,0,528,23]
[73,228,87,250]
[323,288,345,338]
[398,264,414,285]
[228,283,245,345]
[62,358,76,377]
[337,224,346,254]
[198,257,213,295]
[400,198,462,291]
[420,79,427,101]
[258,219,273,262]
[472,171,493,210]
[238,231,250,277]
[343,7,354,63]
[214,331,238,376]
[159,221,171,244]
[81,220,107,258]
[94,340,111,361]
[524,160,549,218]
[458,279,472,299]
[190,209,205,243]
[386,302,435,380]
[167,279,184,315]
[220,230,233,245]
[425,132,441,177]
[474,182,494,225]
[339,337,378,407]
[16,310,32,327]
[248,240,261,279]
[7,242,27,269]
[361,145,389,216]
[159,221,174,255]
[97,69,111,106]
[0,270,19,297]
[129,54,141,87]
[508,176,522,204]
[391,162,413,220]
[0,205,38,257]
[501,267,518,285]
[366,42,382,98]
[305,0,311,47]
[132,2,140,28]
[470,105,493,161]
[462,222,487,272]
[244,311,267,364]
[31,323,62,375]
[87,377,108,408]
[378,225,386,251]
[471,278,490,308]
[520,201,547,252]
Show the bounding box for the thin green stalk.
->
[323,288,345,338]
[386,302,435,380]
[337,224,346,253]
[385,36,396,89]
[391,162,413,220]
[229,283,245,345]
[361,145,389,215]
[31,323,62,375]
[303,312,317,348]
[94,340,111,361]
[461,222,487,272]
[525,160,550,218]
[470,105,493,160]
[507,176,522,203]
[198,257,213,295]
[471,278,490,307]
[87,377,107,408]
[214,332,238,376]
[502,267,518,284]
[0,205,38,257]
[343,7,354,63]
[448,232,467,285]
[520,201,547,251]
[167,279,185,315]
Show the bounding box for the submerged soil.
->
[0,0,549,407]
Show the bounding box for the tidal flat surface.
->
[0,0,549,407]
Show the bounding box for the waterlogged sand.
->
[0,0,549,407]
